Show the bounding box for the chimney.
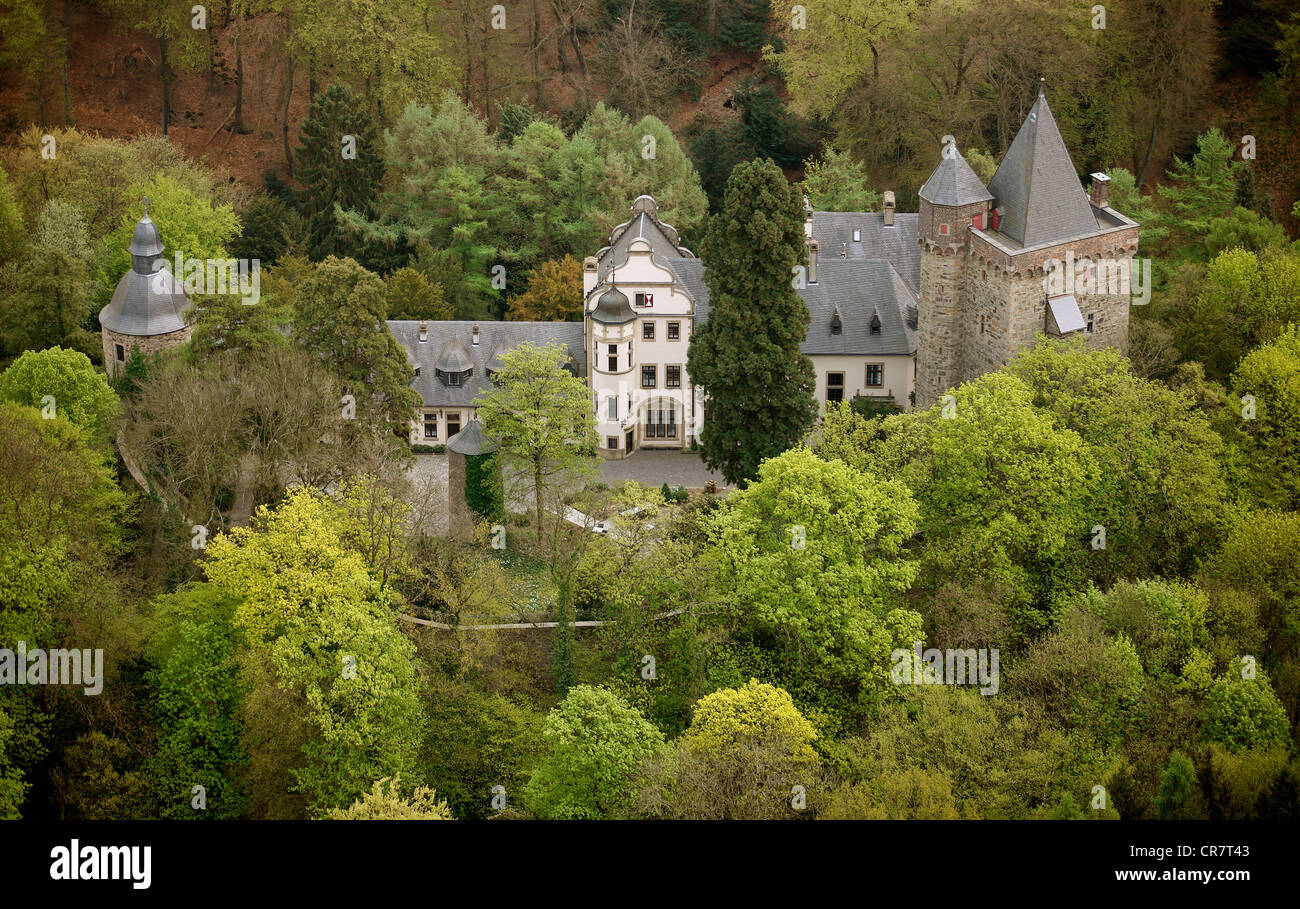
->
[882,190,896,227]
[471,323,480,346]
[418,321,428,343]
[803,195,814,239]
[1089,172,1110,208]
[808,241,818,285]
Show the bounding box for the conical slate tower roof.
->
[986,87,1099,248]
[448,418,498,456]
[919,149,993,207]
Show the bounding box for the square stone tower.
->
[914,85,1141,408]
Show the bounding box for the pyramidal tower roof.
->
[986,85,1099,248]
[448,418,498,456]
[918,148,993,208]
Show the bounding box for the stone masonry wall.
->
[102,325,192,378]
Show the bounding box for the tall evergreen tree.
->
[294,85,383,260]
[686,158,817,485]
[290,256,419,429]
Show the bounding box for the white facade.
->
[809,354,915,409]
[584,236,702,458]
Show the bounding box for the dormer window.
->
[869,312,882,335]
[414,365,421,377]
[830,310,843,336]
[852,228,861,242]
[434,367,472,386]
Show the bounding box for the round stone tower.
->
[914,148,993,409]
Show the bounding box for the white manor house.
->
[391,193,919,459]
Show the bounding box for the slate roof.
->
[809,212,921,294]
[985,90,1100,249]
[918,151,994,208]
[99,214,192,336]
[99,269,192,336]
[129,214,164,257]
[448,419,498,456]
[388,320,586,408]
[592,285,635,324]
[667,257,916,357]
[595,209,691,283]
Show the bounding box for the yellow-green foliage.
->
[681,679,818,767]
[329,776,453,820]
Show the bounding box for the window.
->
[634,292,653,308]
[114,343,125,362]
[980,314,986,335]
[447,370,461,387]
[852,228,861,242]
[667,321,680,340]
[827,372,845,403]
[414,365,421,377]
[608,436,619,450]
[869,312,882,335]
[1087,313,1095,334]
[607,396,617,420]
[666,365,681,388]
[641,364,657,388]
[644,400,677,439]
[865,364,884,387]
[424,414,438,439]
[643,321,655,341]
[608,342,618,372]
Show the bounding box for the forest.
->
[0,0,1297,822]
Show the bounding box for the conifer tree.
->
[294,85,383,260]
[686,158,817,485]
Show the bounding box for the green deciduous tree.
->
[1233,325,1300,508]
[800,146,880,212]
[641,679,821,819]
[866,371,1097,639]
[205,487,426,817]
[386,267,452,321]
[94,173,240,309]
[473,340,597,534]
[523,685,665,819]
[0,346,119,443]
[0,200,98,358]
[329,776,453,819]
[143,584,247,819]
[706,448,921,717]
[1203,674,1290,752]
[1004,340,1228,581]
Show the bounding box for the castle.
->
[104,87,1138,452]
[913,84,1140,408]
